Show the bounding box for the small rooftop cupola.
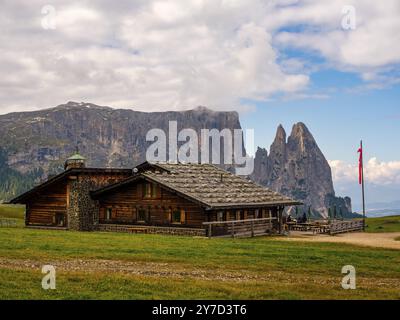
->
[64,147,86,170]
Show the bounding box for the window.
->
[138,208,147,222]
[172,209,181,223]
[143,183,158,198]
[255,209,260,219]
[217,211,224,222]
[236,210,244,220]
[152,183,158,198]
[171,208,185,224]
[261,209,267,218]
[106,208,112,220]
[144,183,152,198]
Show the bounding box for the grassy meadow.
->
[0,204,25,219]
[0,204,25,227]
[0,206,399,299]
[365,215,400,233]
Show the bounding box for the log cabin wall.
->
[25,181,68,227]
[207,207,278,222]
[98,179,205,228]
[67,172,131,231]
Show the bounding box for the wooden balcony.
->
[203,217,278,238]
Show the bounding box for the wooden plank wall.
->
[26,172,130,227]
[98,181,205,228]
[26,181,67,226]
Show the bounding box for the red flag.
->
[357,146,363,185]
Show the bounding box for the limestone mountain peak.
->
[252,122,353,218]
[288,122,318,154]
[275,124,287,143]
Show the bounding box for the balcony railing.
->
[203,217,278,238]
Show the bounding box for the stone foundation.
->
[97,224,206,237]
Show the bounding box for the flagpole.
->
[360,140,366,231]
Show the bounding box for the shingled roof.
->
[92,162,301,209]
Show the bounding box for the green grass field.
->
[0,204,25,219]
[0,204,25,227]
[0,226,399,299]
[365,215,400,233]
[0,207,399,299]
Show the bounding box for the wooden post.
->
[278,208,281,234]
[360,140,366,231]
[208,224,212,238]
[251,220,254,237]
[269,209,272,230]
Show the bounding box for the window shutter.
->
[137,184,142,198]
[180,209,186,224]
[156,184,161,198]
[133,207,137,221]
[152,183,158,198]
[143,183,148,198]
[147,206,151,222]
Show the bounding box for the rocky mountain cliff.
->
[0,101,240,173]
[0,102,241,200]
[251,123,352,218]
[0,101,352,217]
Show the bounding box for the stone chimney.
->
[64,148,86,170]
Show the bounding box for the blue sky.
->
[241,69,400,207]
[241,70,400,163]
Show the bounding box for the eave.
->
[8,167,132,204]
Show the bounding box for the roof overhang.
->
[204,201,303,210]
[9,167,132,204]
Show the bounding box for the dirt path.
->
[282,231,400,250]
[0,257,399,291]
[0,257,261,282]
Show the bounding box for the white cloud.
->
[0,0,399,114]
[274,0,400,81]
[329,158,400,186]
